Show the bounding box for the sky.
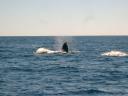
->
[0,0,128,36]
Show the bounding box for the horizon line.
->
[0,35,128,37]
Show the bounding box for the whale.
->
[62,42,68,53]
[35,42,69,54]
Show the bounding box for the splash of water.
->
[101,50,128,57]
[54,36,73,51]
[34,36,78,55]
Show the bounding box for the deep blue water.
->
[0,36,128,96]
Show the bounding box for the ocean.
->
[0,36,128,96]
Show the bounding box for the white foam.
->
[35,47,67,55]
[35,48,58,54]
[34,47,79,55]
[101,50,128,57]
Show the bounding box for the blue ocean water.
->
[0,36,128,96]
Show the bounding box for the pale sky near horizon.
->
[0,0,128,36]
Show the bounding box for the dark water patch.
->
[43,89,125,95]
[0,66,42,73]
[124,60,128,63]
[44,66,79,74]
[0,79,5,84]
[22,54,34,58]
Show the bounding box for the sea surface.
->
[0,36,128,96]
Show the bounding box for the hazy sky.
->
[0,0,128,36]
